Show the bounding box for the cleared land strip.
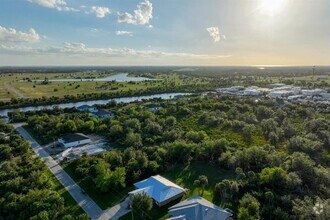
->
[4,82,27,98]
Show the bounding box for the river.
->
[21,73,158,82]
[0,93,191,117]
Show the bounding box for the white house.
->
[129,175,185,207]
[58,133,91,148]
[168,195,233,220]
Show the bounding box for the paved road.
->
[14,124,132,220]
[15,125,104,219]
[4,82,27,98]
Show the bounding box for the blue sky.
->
[0,0,329,66]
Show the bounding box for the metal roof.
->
[129,175,185,204]
[91,109,112,116]
[168,195,232,220]
[60,133,90,143]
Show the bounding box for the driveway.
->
[98,197,131,220]
[15,125,104,219]
[14,124,132,220]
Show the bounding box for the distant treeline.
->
[1,66,329,77]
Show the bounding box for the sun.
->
[260,0,285,16]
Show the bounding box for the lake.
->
[21,73,158,82]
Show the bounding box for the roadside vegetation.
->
[0,123,86,219]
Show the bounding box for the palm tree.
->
[194,175,208,196]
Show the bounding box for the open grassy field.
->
[0,72,208,100]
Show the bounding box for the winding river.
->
[0,93,191,117]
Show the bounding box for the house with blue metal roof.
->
[168,195,232,220]
[129,175,185,207]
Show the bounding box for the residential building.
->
[146,104,163,112]
[91,109,114,119]
[168,195,232,220]
[58,133,91,148]
[77,105,97,113]
[129,175,185,207]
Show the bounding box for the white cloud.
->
[206,27,227,43]
[116,31,133,36]
[206,27,221,43]
[118,0,153,26]
[28,0,66,8]
[0,26,40,43]
[28,0,78,12]
[90,28,101,33]
[91,6,111,18]
[0,42,231,59]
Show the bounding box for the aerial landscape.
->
[0,1,330,220]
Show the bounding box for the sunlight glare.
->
[260,0,285,16]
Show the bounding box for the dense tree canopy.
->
[14,94,330,219]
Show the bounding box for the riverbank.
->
[0,92,194,117]
[0,82,210,110]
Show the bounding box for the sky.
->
[0,0,329,66]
